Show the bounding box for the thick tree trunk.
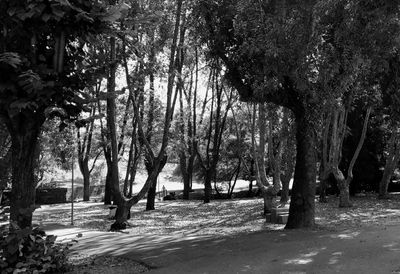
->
[280,175,291,204]
[263,193,275,214]
[146,185,156,210]
[338,178,351,207]
[8,118,42,229]
[104,155,113,205]
[379,167,393,199]
[379,132,400,199]
[204,170,213,203]
[110,198,130,231]
[318,177,328,203]
[333,168,351,207]
[78,157,90,201]
[111,159,163,229]
[285,111,317,229]
[182,174,190,200]
[146,153,167,210]
[181,155,191,200]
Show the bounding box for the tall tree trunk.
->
[78,157,90,201]
[379,131,400,198]
[338,107,371,207]
[110,0,183,230]
[286,109,317,229]
[180,152,191,200]
[204,169,213,203]
[103,150,113,205]
[7,115,43,229]
[252,103,279,214]
[146,153,167,210]
[107,33,127,229]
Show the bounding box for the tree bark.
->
[379,131,400,198]
[0,145,11,195]
[78,157,90,201]
[146,153,167,210]
[7,114,43,229]
[285,110,317,229]
[204,169,213,203]
[338,107,371,207]
[103,150,113,205]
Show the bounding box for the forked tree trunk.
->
[110,0,183,230]
[146,153,167,210]
[337,107,371,207]
[111,198,130,231]
[280,116,295,205]
[111,158,163,229]
[286,110,317,229]
[7,115,44,229]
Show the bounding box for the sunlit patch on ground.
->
[284,248,326,265]
[29,193,400,239]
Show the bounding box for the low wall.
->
[36,188,67,204]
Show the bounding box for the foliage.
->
[0,121,11,190]
[0,223,74,273]
[40,118,76,171]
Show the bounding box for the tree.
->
[378,56,400,198]
[104,0,184,229]
[76,102,102,202]
[196,0,400,228]
[197,0,320,228]
[195,63,233,203]
[315,0,400,204]
[0,122,11,204]
[0,0,120,229]
[279,109,296,205]
[175,45,200,200]
[250,103,281,214]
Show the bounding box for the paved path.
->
[44,223,400,274]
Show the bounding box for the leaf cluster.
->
[0,223,74,273]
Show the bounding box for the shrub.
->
[0,222,73,273]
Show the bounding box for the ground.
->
[29,193,400,273]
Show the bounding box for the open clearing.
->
[31,193,400,273]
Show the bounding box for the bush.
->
[0,222,73,273]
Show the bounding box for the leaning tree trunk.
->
[285,110,317,229]
[146,153,167,210]
[8,116,43,229]
[112,158,163,229]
